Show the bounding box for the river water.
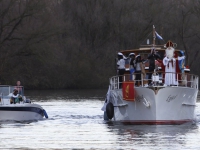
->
[0,89,200,150]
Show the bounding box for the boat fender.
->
[106,102,114,120]
[43,109,48,118]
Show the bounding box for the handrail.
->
[109,72,199,90]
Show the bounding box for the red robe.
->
[174,52,181,81]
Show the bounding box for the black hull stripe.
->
[0,107,44,116]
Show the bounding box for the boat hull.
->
[0,103,44,121]
[105,86,198,125]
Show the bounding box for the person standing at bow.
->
[163,46,177,86]
[147,48,161,85]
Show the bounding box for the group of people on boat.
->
[116,41,186,87]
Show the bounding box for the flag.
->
[155,31,163,40]
[122,81,135,101]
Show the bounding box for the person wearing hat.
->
[177,50,186,85]
[117,52,125,88]
[177,50,185,73]
[129,53,135,80]
[163,47,177,86]
[147,48,161,85]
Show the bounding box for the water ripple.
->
[0,100,200,149]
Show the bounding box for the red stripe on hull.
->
[121,120,193,125]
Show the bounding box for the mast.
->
[153,25,155,46]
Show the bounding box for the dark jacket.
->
[147,53,161,71]
[129,58,135,69]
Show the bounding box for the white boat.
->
[102,26,199,125]
[0,85,48,121]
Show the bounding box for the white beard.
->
[165,47,174,59]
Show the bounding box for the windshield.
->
[0,85,24,97]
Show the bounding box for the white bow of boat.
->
[102,25,199,125]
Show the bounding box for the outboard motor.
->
[24,99,31,103]
[23,96,31,103]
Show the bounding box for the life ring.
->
[106,102,114,120]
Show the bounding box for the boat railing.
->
[109,72,199,90]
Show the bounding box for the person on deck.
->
[177,50,185,73]
[117,52,125,88]
[177,50,186,85]
[129,53,135,80]
[147,48,161,85]
[135,55,145,86]
[163,45,177,86]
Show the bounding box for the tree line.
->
[0,0,200,89]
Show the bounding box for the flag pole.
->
[153,25,156,46]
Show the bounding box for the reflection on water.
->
[106,123,199,149]
[0,90,199,149]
